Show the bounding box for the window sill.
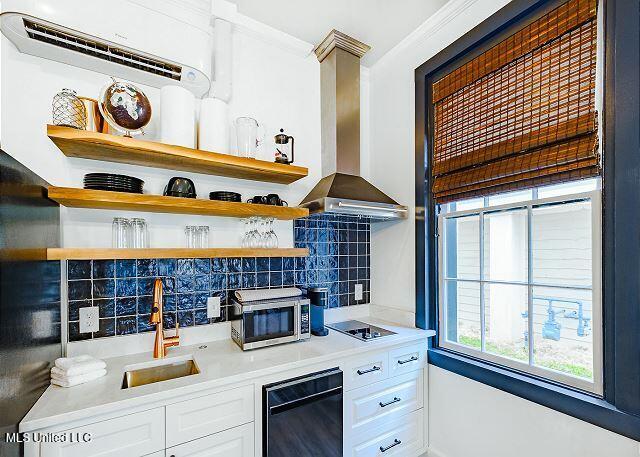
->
[428,347,640,441]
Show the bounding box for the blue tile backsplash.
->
[66,214,370,341]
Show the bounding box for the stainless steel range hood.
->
[298,30,408,221]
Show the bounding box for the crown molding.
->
[314,29,371,62]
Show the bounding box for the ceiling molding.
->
[373,0,480,69]
[233,12,314,59]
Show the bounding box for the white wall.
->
[0,10,322,249]
[367,0,639,455]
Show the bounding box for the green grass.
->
[456,334,592,379]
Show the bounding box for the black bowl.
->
[163,177,196,198]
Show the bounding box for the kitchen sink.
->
[122,358,200,389]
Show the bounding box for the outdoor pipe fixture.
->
[150,278,180,358]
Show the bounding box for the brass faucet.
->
[150,278,180,358]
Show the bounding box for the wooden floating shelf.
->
[47,187,309,220]
[47,125,308,185]
[47,247,309,261]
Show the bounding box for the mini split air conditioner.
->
[0,0,212,97]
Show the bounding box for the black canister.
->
[308,287,329,336]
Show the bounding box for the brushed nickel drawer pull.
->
[397,355,419,365]
[356,366,381,375]
[380,439,401,452]
[379,396,401,407]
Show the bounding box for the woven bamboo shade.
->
[431,0,599,203]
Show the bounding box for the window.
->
[438,179,601,393]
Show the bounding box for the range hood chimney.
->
[298,30,408,221]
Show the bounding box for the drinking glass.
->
[235,117,263,158]
[185,225,198,248]
[197,226,210,248]
[112,217,132,248]
[131,218,149,248]
[266,218,278,248]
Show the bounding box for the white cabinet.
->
[165,423,254,457]
[40,407,165,457]
[388,343,426,378]
[165,385,254,447]
[348,409,424,457]
[344,351,389,391]
[344,370,423,435]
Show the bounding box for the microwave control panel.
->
[300,304,310,338]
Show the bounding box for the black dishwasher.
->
[263,368,343,456]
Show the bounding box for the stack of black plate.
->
[84,173,144,194]
[209,191,241,202]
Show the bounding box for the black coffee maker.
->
[308,287,328,336]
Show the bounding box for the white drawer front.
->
[41,407,165,457]
[388,343,426,378]
[349,409,424,457]
[344,351,389,391]
[345,370,423,435]
[166,385,254,447]
[165,423,254,457]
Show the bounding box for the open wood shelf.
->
[47,125,308,184]
[47,247,309,260]
[47,187,309,220]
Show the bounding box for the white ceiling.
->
[229,0,450,66]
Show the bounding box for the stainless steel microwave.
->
[231,296,311,350]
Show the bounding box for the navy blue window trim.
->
[414,0,640,441]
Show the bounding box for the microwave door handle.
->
[295,303,300,338]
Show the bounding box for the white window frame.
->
[437,190,603,394]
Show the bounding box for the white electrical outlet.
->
[207,296,221,318]
[79,306,99,333]
[355,283,363,301]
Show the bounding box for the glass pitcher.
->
[236,117,264,158]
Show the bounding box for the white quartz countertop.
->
[21,319,434,432]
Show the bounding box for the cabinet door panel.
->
[388,343,426,378]
[40,407,165,457]
[166,423,254,457]
[344,351,389,391]
[348,409,424,457]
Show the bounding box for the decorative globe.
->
[98,77,152,136]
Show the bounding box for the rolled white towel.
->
[234,287,302,303]
[51,369,107,388]
[54,355,106,377]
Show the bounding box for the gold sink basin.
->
[122,358,200,389]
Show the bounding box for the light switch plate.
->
[79,307,99,333]
[207,296,221,318]
[355,283,363,301]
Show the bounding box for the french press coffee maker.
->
[274,128,295,164]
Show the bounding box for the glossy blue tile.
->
[212,290,228,306]
[194,293,208,309]
[93,279,115,299]
[68,321,91,341]
[116,260,136,278]
[137,314,155,333]
[95,298,115,318]
[194,258,210,274]
[164,294,176,312]
[116,278,137,297]
[137,295,153,314]
[177,258,194,276]
[256,272,269,288]
[177,276,194,293]
[329,282,339,295]
[95,318,115,338]
[163,312,176,329]
[228,273,241,290]
[137,277,155,296]
[194,309,209,325]
[329,269,338,282]
[178,310,194,327]
[68,300,90,321]
[283,271,294,286]
[68,280,91,301]
[68,260,91,280]
[269,257,282,271]
[307,270,318,285]
[242,257,256,272]
[257,257,270,271]
[295,257,307,270]
[228,257,242,273]
[162,277,175,293]
[283,257,294,270]
[328,243,338,256]
[158,258,177,276]
[92,260,115,278]
[116,297,137,316]
[318,230,328,242]
[210,273,227,291]
[270,271,282,287]
[329,295,339,308]
[242,272,256,289]
[194,275,209,291]
[212,258,227,273]
[177,293,195,310]
[294,270,307,285]
[136,259,157,277]
[116,316,137,335]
